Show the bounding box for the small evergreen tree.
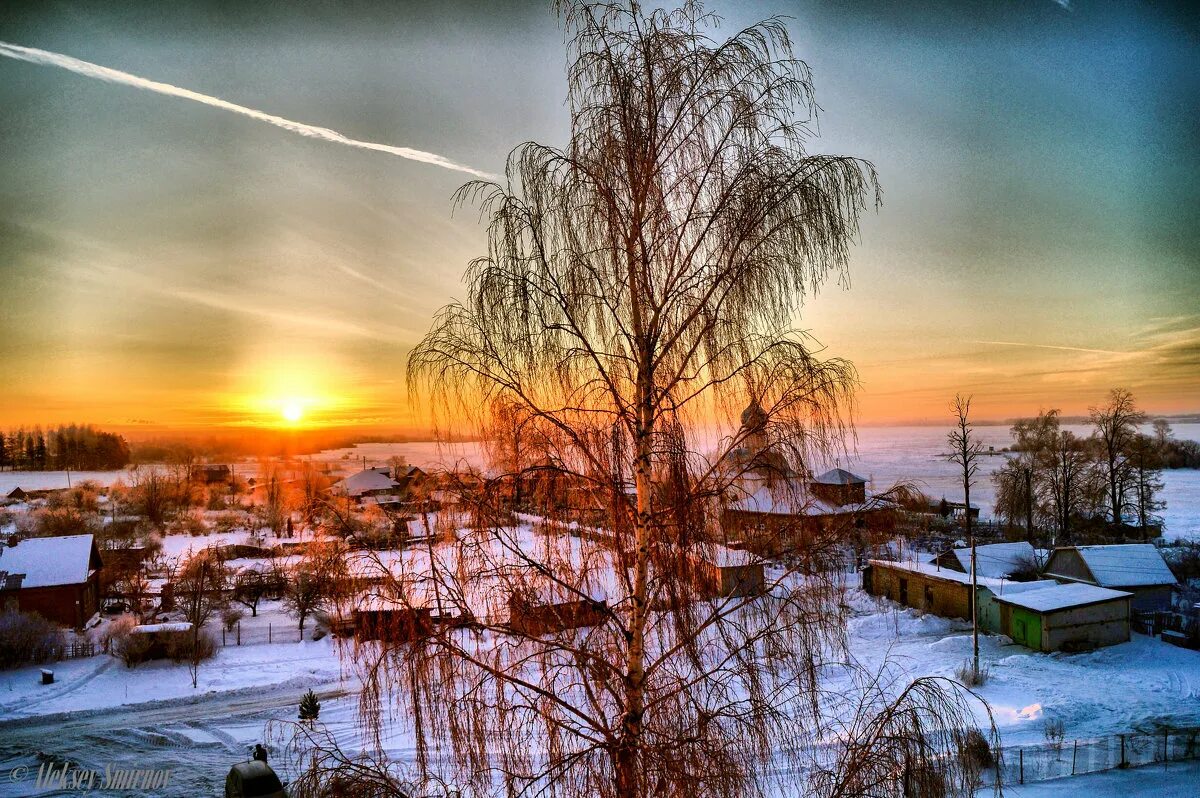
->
[298,689,320,725]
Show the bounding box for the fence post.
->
[1119,735,1126,768]
[1019,748,1024,784]
[1071,740,1077,775]
[237,621,241,646]
[269,623,272,643]
[1164,728,1169,768]
[222,627,226,646]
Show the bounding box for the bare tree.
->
[1090,388,1147,526]
[1042,429,1099,544]
[175,546,228,688]
[946,394,984,680]
[343,4,996,797]
[1126,433,1164,539]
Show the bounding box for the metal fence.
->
[987,727,1200,786]
[217,621,312,646]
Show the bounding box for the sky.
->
[0,0,1196,433]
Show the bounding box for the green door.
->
[1011,608,1042,650]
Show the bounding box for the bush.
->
[113,631,154,667]
[955,660,990,687]
[0,611,64,669]
[165,630,217,664]
[221,607,245,631]
[1044,717,1066,750]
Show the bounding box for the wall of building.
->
[1121,585,1174,613]
[12,574,98,628]
[1042,599,1130,652]
[867,564,973,620]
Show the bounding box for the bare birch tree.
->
[353,3,995,797]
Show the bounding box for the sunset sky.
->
[1,0,1196,432]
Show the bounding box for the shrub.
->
[110,626,154,668]
[1043,717,1066,751]
[221,607,245,631]
[98,614,138,654]
[0,611,64,669]
[165,630,217,664]
[955,660,990,687]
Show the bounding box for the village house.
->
[719,401,895,556]
[991,583,1132,652]
[330,466,404,506]
[931,541,1042,581]
[188,463,232,485]
[1042,544,1177,612]
[0,533,103,628]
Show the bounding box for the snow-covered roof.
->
[992,583,1132,613]
[1049,544,1177,588]
[0,534,98,589]
[868,559,1052,593]
[131,622,193,634]
[331,468,400,498]
[940,542,1038,580]
[812,468,867,485]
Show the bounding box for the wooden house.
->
[0,534,103,628]
[1042,544,1177,612]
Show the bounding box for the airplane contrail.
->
[975,340,1129,356]
[0,40,496,179]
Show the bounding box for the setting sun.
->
[281,401,304,423]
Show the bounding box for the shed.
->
[695,546,766,599]
[6,487,27,501]
[1042,545,1177,612]
[809,468,868,506]
[0,534,103,627]
[991,583,1131,652]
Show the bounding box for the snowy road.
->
[0,682,354,797]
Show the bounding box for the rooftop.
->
[0,534,98,589]
[991,582,1132,613]
[1048,544,1177,588]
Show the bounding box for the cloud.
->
[0,40,496,180]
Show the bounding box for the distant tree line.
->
[992,389,1189,542]
[0,424,131,471]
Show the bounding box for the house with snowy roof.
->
[931,541,1041,581]
[1042,544,1177,612]
[0,533,103,628]
[330,467,404,506]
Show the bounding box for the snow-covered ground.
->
[977,761,1200,798]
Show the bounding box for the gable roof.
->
[1047,544,1177,588]
[937,542,1038,580]
[812,468,867,486]
[991,582,1132,613]
[0,534,100,589]
[332,468,401,498]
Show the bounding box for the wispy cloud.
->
[0,40,495,179]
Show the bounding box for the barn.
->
[991,582,1132,652]
[1042,544,1177,612]
[0,534,103,628]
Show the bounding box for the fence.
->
[218,621,311,647]
[986,726,1200,786]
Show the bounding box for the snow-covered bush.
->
[165,629,216,664]
[955,660,990,687]
[0,611,63,669]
